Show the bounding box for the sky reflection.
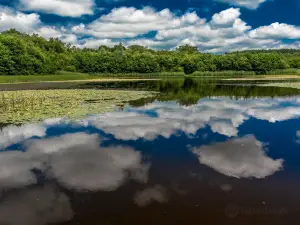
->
[0,96,300,224]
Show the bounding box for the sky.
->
[0,0,300,53]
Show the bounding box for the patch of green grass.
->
[1,69,300,84]
[0,89,156,124]
[0,71,179,84]
[266,69,300,75]
[91,72,185,77]
[190,71,256,77]
[0,72,100,84]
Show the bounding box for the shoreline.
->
[0,78,161,85]
[222,75,300,81]
[0,74,300,85]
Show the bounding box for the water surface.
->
[0,80,300,225]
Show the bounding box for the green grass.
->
[191,69,300,77]
[0,71,101,84]
[91,72,185,77]
[1,69,300,84]
[0,71,181,84]
[266,69,300,75]
[190,70,256,77]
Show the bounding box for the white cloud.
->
[74,6,284,53]
[134,185,168,207]
[216,0,268,9]
[0,186,73,225]
[0,7,78,44]
[1,5,300,53]
[249,23,300,39]
[210,8,241,28]
[0,7,40,33]
[192,135,284,178]
[19,0,94,17]
[72,7,205,39]
[79,37,117,48]
[37,26,78,44]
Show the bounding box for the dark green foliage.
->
[182,58,198,74]
[176,45,199,54]
[0,30,66,75]
[0,29,298,75]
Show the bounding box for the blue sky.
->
[0,0,300,52]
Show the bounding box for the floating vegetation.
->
[0,89,156,124]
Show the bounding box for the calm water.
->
[1,80,300,225]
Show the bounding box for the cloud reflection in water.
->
[0,185,73,225]
[192,135,284,178]
[84,97,300,140]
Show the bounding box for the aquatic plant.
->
[0,89,156,124]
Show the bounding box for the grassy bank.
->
[0,72,162,84]
[1,69,300,84]
[0,72,98,83]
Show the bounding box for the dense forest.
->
[0,29,300,75]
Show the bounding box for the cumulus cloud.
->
[210,8,241,28]
[0,186,73,225]
[37,26,78,44]
[19,0,94,17]
[216,0,268,9]
[134,185,168,207]
[79,37,117,48]
[0,7,40,33]
[192,135,284,178]
[249,23,300,39]
[0,7,78,44]
[73,6,287,53]
[1,5,300,54]
[74,7,256,52]
[72,7,205,39]
[131,7,275,53]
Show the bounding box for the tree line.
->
[0,29,299,75]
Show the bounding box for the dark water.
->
[1,79,300,225]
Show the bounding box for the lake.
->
[0,78,300,225]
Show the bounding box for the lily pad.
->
[0,89,156,124]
